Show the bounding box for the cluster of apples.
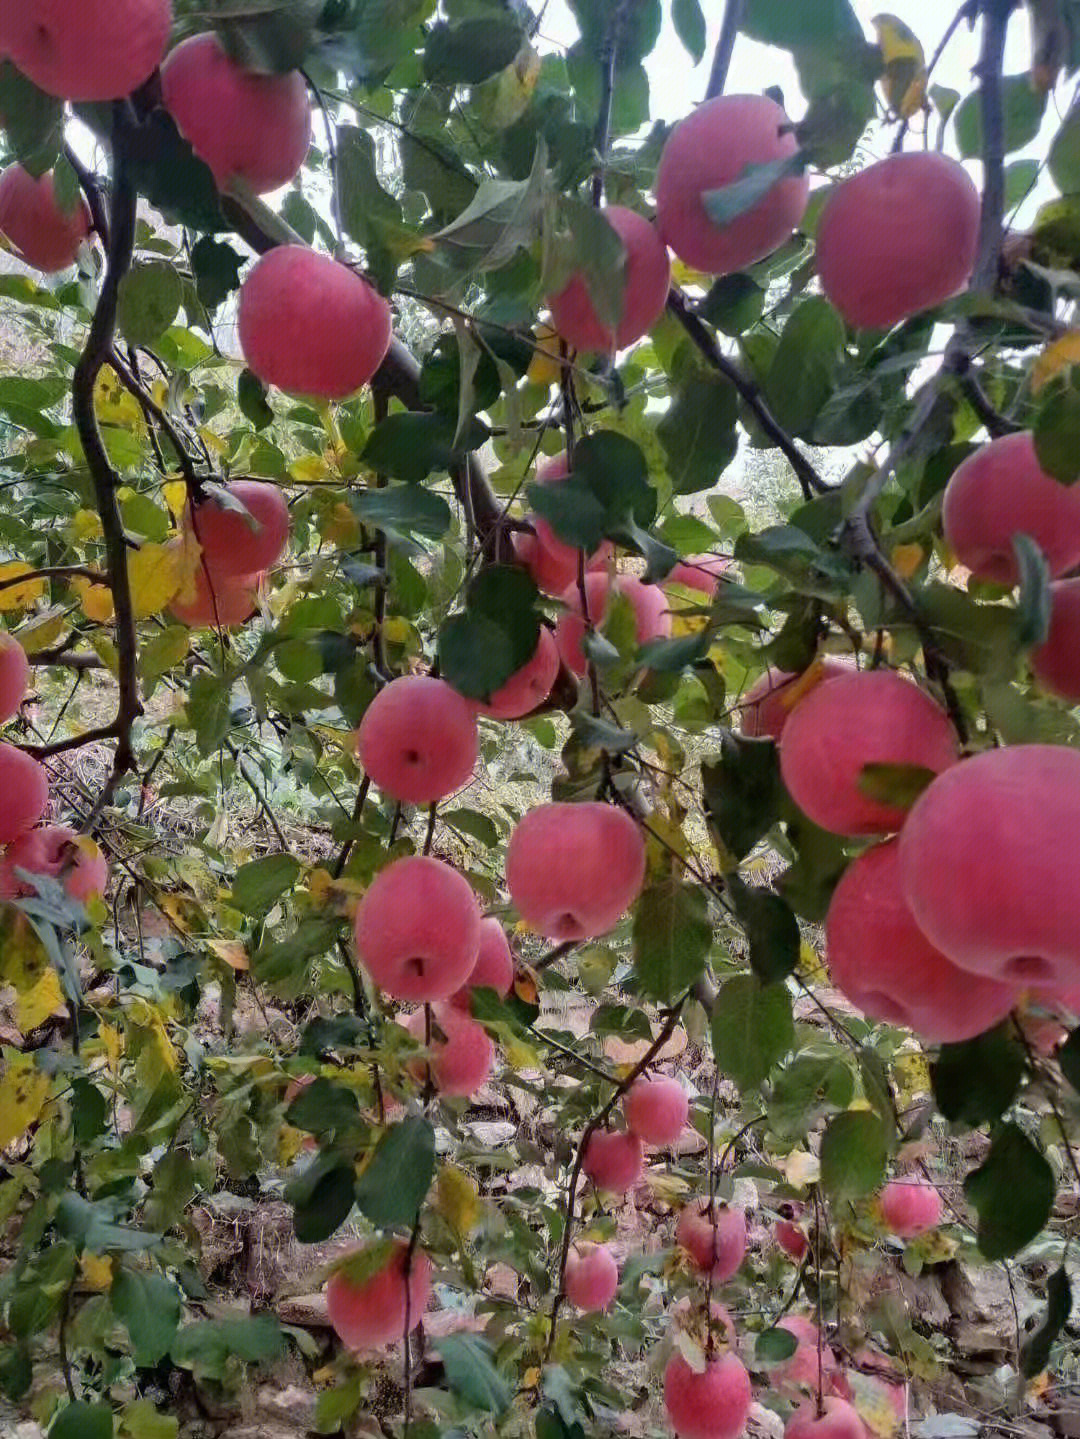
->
[166,477,290,627]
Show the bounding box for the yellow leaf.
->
[0,562,45,613]
[16,967,63,1033]
[68,508,103,542]
[14,607,67,653]
[162,479,188,518]
[1032,330,1080,391]
[435,1163,480,1233]
[894,1049,931,1100]
[289,454,332,484]
[0,1050,51,1147]
[784,1149,821,1188]
[128,542,182,618]
[99,1022,124,1072]
[527,326,562,387]
[206,937,249,972]
[847,1370,903,1438]
[72,574,115,623]
[0,907,49,993]
[488,41,541,129]
[128,999,178,1073]
[670,259,712,289]
[80,1253,114,1290]
[873,14,927,118]
[198,426,227,456]
[319,502,361,547]
[94,365,146,436]
[796,940,829,985]
[891,542,925,579]
[521,1366,541,1391]
[503,1037,542,1071]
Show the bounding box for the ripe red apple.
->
[353,854,481,1002]
[449,917,514,1009]
[356,675,478,806]
[10,825,108,902]
[739,660,850,741]
[505,801,645,939]
[775,1315,838,1390]
[0,166,91,274]
[472,627,559,720]
[878,1178,942,1239]
[403,1004,494,1097]
[816,153,980,329]
[547,206,671,353]
[238,246,392,399]
[786,1397,865,1439]
[187,479,290,580]
[621,1074,688,1147]
[0,0,173,101]
[676,1199,746,1283]
[0,632,29,724]
[663,1351,753,1439]
[1031,579,1080,701]
[941,432,1080,586]
[161,32,312,194]
[655,93,808,276]
[563,1241,619,1312]
[0,829,44,900]
[666,555,731,597]
[899,744,1080,989]
[555,572,671,675]
[825,838,1018,1043]
[169,557,260,628]
[326,1240,432,1351]
[0,744,49,844]
[581,1128,644,1195]
[776,1218,809,1261]
[516,454,613,597]
[779,670,958,835]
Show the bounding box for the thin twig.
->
[107,346,201,487]
[891,2,978,152]
[706,0,745,100]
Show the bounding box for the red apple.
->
[899,744,1080,989]
[655,93,808,276]
[354,854,481,1002]
[563,1241,619,1312]
[326,1240,432,1351]
[666,555,732,597]
[472,627,559,720]
[663,1351,753,1439]
[878,1178,942,1239]
[356,675,478,806]
[816,153,979,329]
[825,838,1018,1043]
[555,572,671,675]
[775,1315,838,1390]
[0,744,48,844]
[779,670,958,835]
[676,1199,746,1283]
[1031,578,1080,701]
[547,206,671,353]
[0,632,29,724]
[0,0,173,101]
[505,801,645,940]
[449,917,514,1009]
[10,825,109,903]
[941,432,1080,586]
[739,660,850,741]
[581,1128,644,1195]
[0,166,91,273]
[237,245,392,399]
[161,32,312,194]
[169,554,260,628]
[186,479,290,581]
[776,1218,809,1262]
[403,1004,494,1097]
[621,1074,688,1147]
[516,454,613,597]
[785,1398,865,1439]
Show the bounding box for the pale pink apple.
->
[450,917,514,1009]
[878,1178,942,1239]
[0,632,28,723]
[655,93,808,276]
[899,744,1080,989]
[472,627,559,720]
[0,0,173,101]
[621,1074,688,1147]
[353,855,481,1002]
[563,1241,619,1312]
[505,801,645,939]
[666,554,731,596]
[779,670,958,835]
[816,153,979,329]
[676,1199,746,1283]
[404,1004,494,1097]
[555,572,671,675]
[187,479,290,580]
[0,744,48,844]
[356,675,477,805]
[238,246,392,399]
[326,1240,432,1351]
[775,1315,838,1390]
[581,1128,644,1195]
[161,32,312,194]
[547,206,671,353]
[663,1351,753,1439]
[0,167,90,273]
[739,660,850,741]
[941,432,1080,586]
[1032,578,1080,701]
[825,838,1018,1042]
[785,1397,865,1439]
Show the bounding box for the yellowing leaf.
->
[503,1037,542,1070]
[16,967,63,1033]
[198,426,227,456]
[0,1050,51,1147]
[161,479,188,518]
[784,1149,821,1189]
[0,562,45,613]
[891,543,925,579]
[1032,331,1080,391]
[68,508,103,541]
[436,1163,480,1233]
[488,42,541,129]
[894,1049,931,1100]
[873,14,927,118]
[847,1371,903,1438]
[796,939,829,985]
[80,1253,114,1290]
[99,1022,124,1072]
[289,454,332,484]
[72,574,115,623]
[94,365,146,437]
[206,937,249,972]
[527,326,562,387]
[128,542,182,618]
[319,502,361,546]
[14,607,67,653]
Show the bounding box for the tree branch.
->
[707,0,745,100]
[0,564,105,594]
[107,345,201,488]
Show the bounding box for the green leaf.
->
[436,142,549,272]
[186,671,233,757]
[964,1123,1055,1259]
[286,1079,360,1136]
[443,808,500,846]
[286,1152,357,1244]
[336,126,409,288]
[1021,1266,1071,1378]
[700,274,766,337]
[0,63,64,175]
[252,917,339,995]
[704,153,807,227]
[1014,533,1052,648]
[361,411,489,484]
[438,564,543,701]
[820,1110,890,1199]
[711,975,795,1089]
[756,1327,799,1363]
[658,371,740,494]
[547,196,628,336]
[632,880,713,1003]
[727,876,800,983]
[1051,104,1080,193]
[856,763,937,809]
[1060,1025,1080,1091]
[355,1117,437,1228]
[528,430,655,550]
[769,1055,855,1138]
[702,731,784,863]
[118,1399,178,1439]
[1034,379,1080,485]
[55,1193,161,1255]
[49,1402,114,1439]
[238,369,274,431]
[350,484,453,550]
[765,296,846,439]
[672,0,707,62]
[740,0,866,49]
[424,18,524,85]
[110,1269,181,1366]
[231,854,301,918]
[191,237,244,313]
[1005,158,1040,210]
[437,1333,512,1414]
[117,261,183,347]
[172,1314,283,1373]
[777,811,850,923]
[955,74,1047,158]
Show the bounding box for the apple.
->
[326,1240,432,1351]
[0,829,44,899]
[0,166,91,273]
[779,670,958,835]
[555,572,671,675]
[472,627,560,720]
[815,153,980,329]
[1032,578,1080,701]
[0,632,29,723]
[546,206,671,353]
[825,838,1018,1043]
[775,1315,838,1390]
[403,1004,494,1097]
[785,1398,865,1439]
[8,825,109,902]
[449,917,514,1009]
[899,744,1080,988]
[663,1351,753,1439]
[161,32,312,194]
[237,245,392,399]
[169,556,260,628]
[655,93,809,275]
[563,1241,620,1312]
[0,0,173,101]
[776,1218,809,1262]
[505,801,646,939]
[581,1128,644,1195]
[878,1178,942,1239]
[186,479,290,580]
[739,660,850,741]
[941,432,1080,586]
[356,675,478,806]
[666,555,732,597]
[621,1074,688,1147]
[353,854,482,1002]
[676,1199,746,1282]
[0,744,49,844]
